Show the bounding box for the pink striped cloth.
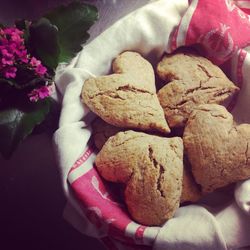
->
[54,0,250,249]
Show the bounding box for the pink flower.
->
[30,57,47,76]
[4,27,23,38]
[1,48,12,57]
[0,27,26,79]
[0,26,48,83]
[30,57,41,67]
[35,64,47,76]
[11,33,23,44]
[28,85,52,102]
[1,48,14,65]
[16,49,28,63]
[2,57,13,66]
[4,66,17,78]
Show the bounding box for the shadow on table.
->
[0,134,104,250]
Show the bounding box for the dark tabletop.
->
[0,1,148,249]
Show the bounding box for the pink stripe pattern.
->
[69,147,94,173]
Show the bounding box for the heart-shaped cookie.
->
[183,104,250,193]
[82,51,170,133]
[92,118,201,204]
[181,159,201,203]
[157,52,239,128]
[95,130,183,226]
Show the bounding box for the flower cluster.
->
[28,85,53,102]
[0,27,51,102]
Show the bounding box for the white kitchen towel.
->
[53,0,250,249]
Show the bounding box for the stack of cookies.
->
[81,51,250,226]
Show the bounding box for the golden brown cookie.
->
[95,130,183,226]
[82,51,170,133]
[157,52,239,128]
[92,118,200,202]
[112,51,155,92]
[92,117,123,150]
[183,104,250,193]
[181,161,201,203]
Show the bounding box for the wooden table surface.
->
[0,1,148,250]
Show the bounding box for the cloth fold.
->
[153,205,227,250]
[53,0,250,249]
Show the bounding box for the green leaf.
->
[45,2,98,63]
[0,98,51,159]
[29,18,60,70]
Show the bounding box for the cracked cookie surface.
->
[82,51,170,133]
[183,104,250,193]
[92,118,200,204]
[95,130,183,226]
[157,52,239,128]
